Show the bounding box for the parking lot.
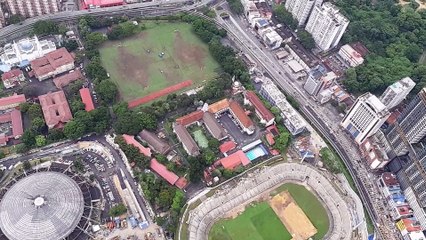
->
[218,113,261,146]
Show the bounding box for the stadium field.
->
[99,21,219,102]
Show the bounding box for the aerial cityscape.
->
[0,0,425,240]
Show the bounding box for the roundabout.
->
[185,162,354,240]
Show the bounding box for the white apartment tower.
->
[284,0,323,26]
[380,77,416,110]
[5,0,59,18]
[341,93,390,144]
[305,2,349,51]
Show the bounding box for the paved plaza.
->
[186,163,353,240]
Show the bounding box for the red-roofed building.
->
[53,69,83,88]
[218,150,250,170]
[38,91,73,129]
[81,0,124,9]
[244,91,275,127]
[391,205,413,221]
[386,111,401,125]
[229,100,255,135]
[0,109,24,146]
[31,48,75,81]
[176,110,204,126]
[360,136,390,170]
[79,88,95,112]
[396,217,422,235]
[150,159,179,185]
[219,141,236,154]
[1,69,25,89]
[0,94,26,110]
[122,134,152,157]
[175,177,188,190]
[266,132,275,146]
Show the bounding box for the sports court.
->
[192,130,208,148]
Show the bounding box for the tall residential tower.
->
[380,77,416,110]
[284,0,323,26]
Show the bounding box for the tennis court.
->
[193,130,208,148]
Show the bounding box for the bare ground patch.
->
[174,32,207,68]
[116,47,152,87]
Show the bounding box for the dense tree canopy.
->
[297,30,315,50]
[273,5,298,30]
[96,80,118,104]
[109,203,127,217]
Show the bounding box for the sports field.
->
[99,21,219,102]
[209,183,329,240]
[192,129,208,148]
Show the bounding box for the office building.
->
[380,77,415,110]
[341,93,390,144]
[303,64,336,96]
[284,0,323,26]
[4,0,59,18]
[305,2,349,51]
[260,80,306,135]
[0,36,56,67]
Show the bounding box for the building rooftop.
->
[381,172,399,187]
[0,94,25,108]
[340,44,364,62]
[173,123,199,156]
[138,129,171,155]
[245,91,274,122]
[398,217,422,232]
[0,172,84,240]
[0,109,23,140]
[31,48,74,79]
[287,59,304,73]
[349,42,369,57]
[38,91,73,129]
[175,177,188,190]
[219,141,236,154]
[150,159,179,186]
[218,150,250,170]
[202,112,227,140]
[122,134,152,157]
[208,99,230,114]
[1,69,23,81]
[82,0,124,9]
[53,69,83,88]
[79,88,95,112]
[229,100,254,129]
[176,110,203,126]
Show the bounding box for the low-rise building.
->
[0,94,26,110]
[0,109,24,146]
[317,89,332,104]
[150,159,187,189]
[396,217,423,237]
[303,64,336,96]
[138,130,171,155]
[173,123,200,157]
[244,90,275,127]
[122,134,152,157]
[202,112,228,140]
[229,100,255,135]
[31,48,75,81]
[38,91,73,129]
[338,44,364,67]
[53,69,83,89]
[1,69,25,89]
[81,0,124,9]
[258,27,283,50]
[216,150,250,170]
[260,80,306,135]
[359,132,390,170]
[79,88,95,112]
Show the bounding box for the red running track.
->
[128,80,193,108]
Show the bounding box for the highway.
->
[0,1,400,238]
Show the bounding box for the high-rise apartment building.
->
[341,93,390,144]
[380,77,416,110]
[305,2,349,51]
[284,0,323,26]
[5,0,59,18]
[303,64,336,96]
[385,88,426,156]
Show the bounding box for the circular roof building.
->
[0,162,97,240]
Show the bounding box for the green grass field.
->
[209,183,329,240]
[99,21,219,101]
[209,202,291,240]
[192,129,208,148]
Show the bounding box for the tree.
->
[35,135,47,147]
[109,203,127,216]
[202,149,216,165]
[320,148,342,173]
[158,189,175,209]
[21,130,36,147]
[8,14,24,24]
[19,102,31,113]
[64,40,79,52]
[273,5,298,30]
[31,117,45,133]
[208,138,220,151]
[275,129,291,153]
[32,20,59,35]
[0,151,5,159]
[227,0,244,14]
[23,160,32,170]
[47,128,65,142]
[71,100,86,114]
[64,120,86,139]
[28,104,43,119]
[222,169,234,179]
[297,30,316,50]
[15,143,29,154]
[73,159,85,172]
[96,80,118,104]
[171,190,185,212]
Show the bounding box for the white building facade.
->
[0,36,56,67]
[380,77,416,110]
[305,2,349,51]
[341,93,390,144]
[338,44,364,67]
[284,0,323,26]
[303,65,336,96]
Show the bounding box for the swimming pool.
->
[245,145,268,161]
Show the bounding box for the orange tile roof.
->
[229,100,254,129]
[175,177,188,189]
[1,69,23,81]
[53,69,83,88]
[266,132,275,145]
[176,110,204,126]
[245,91,274,122]
[0,94,26,108]
[150,159,179,185]
[219,150,250,170]
[219,141,236,154]
[79,88,95,112]
[31,48,74,79]
[122,134,152,157]
[208,99,229,113]
[38,91,73,129]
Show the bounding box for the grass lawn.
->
[271,183,330,240]
[209,202,291,240]
[192,129,208,148]
[99,21,219,102]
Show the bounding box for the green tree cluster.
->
[297,30,315,50]
[113,103,157,135]
[107,21,141,40]
[273,5,298,30]
[32,20,61,35]
[336,0,426,93]
[319,147,342,174]
[227,0,244,14]
[115,135,150,169]
[109,203,128,217]
[63,107,110,139]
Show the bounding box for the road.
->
[209,8,399,239]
